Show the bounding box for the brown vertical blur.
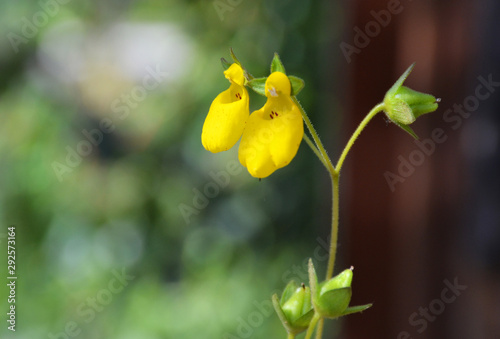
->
[337,0,476,338]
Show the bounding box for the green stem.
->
[304,313,321,339]
[325,173,340,280]
[335,103,385,173]
[303,134,328,169]
[314,175,339,339]
[293,97,335,174]
[314,318,325,339]
[308,103,385,339]
[287,333,295,339]
[296,97,337,339]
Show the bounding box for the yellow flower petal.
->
[202,64,249,153]
[239,73,303,178]
[224,63,245,86]
[265,71,291,97]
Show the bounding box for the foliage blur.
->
[0,1,342,338]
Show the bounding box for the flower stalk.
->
[202,51,439,339]
[298,101,382,338]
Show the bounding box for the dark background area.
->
[0,0,498,338]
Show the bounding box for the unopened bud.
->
[383,63,440,139]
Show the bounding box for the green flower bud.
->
[314,268,353,318]
[272,281,314,335]
[282,284,313,325]
[383,63,440,139]
[308,262,372,319]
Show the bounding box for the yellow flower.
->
[202,63,249,152]
[238,72,304,178]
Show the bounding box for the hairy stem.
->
[304,313,321,339]
[303,134,329,169]
[298,101,384,339]
[294,96,335,174]
[335,103,385,172]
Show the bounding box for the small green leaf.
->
[341,303,373,316]
[288,75,305,96]
[271,53,286,74]
[247,77,267,96]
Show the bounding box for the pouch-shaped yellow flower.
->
[202,63,249,152]
[238,72,303,178]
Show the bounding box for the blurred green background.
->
[0,1,342,338]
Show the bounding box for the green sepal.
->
[395,86,438,119]
[272,293,295,334]
[273,281,315,335]
[395,121,419,139]
[310,266,371,319]
[315,287,352,319]
[247,77,267,96]
[281,285,313,328]
[386,63,415,97]
[229,48,254,81]
[385,98,415,125]
[319,268,353,293]
[340,303,373,317]
[220,58,231,70]
[293,309,315,328]
[308,259,318,304]
[288,75,305,96]
[280,280,299,304]
[229,47,242,66]
[271,53,286,74]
